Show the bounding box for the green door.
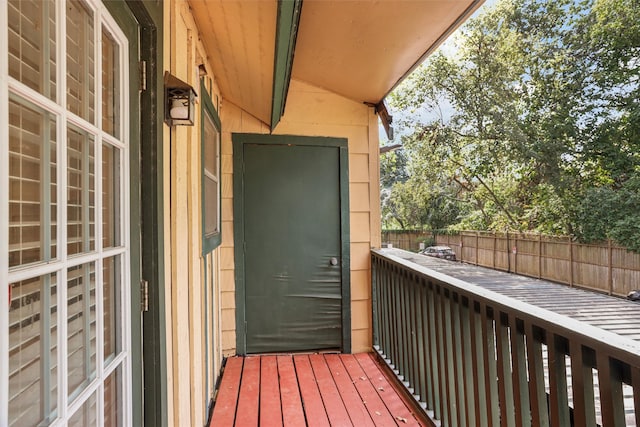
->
[235,135,350,354]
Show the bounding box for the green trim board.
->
[233,134,351,354]
[101,2,143,426]
[201,80,222,254]
[270,0,303,130]
[104,1,167,426]
[339,145,352,354]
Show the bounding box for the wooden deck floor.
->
[209,353,428,426]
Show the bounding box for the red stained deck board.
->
[210,357,244,426]
[294,355,331,427]
[356,353,424,427]
[341,354,398,426]
[260,355,283,427]
[210,353,427,427]
[277,355,306,427]
[309,354,352,426]
[325,354,376,427]
[235,356,261,426]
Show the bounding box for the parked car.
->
[420,245,456,261]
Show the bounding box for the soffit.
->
[292,0,482,105]
[189,0,278,124]
[189,0,482,125]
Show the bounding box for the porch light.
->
[164,71,196,126]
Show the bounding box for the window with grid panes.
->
[2,1,130,425]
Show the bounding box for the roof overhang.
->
[189,0,483,130]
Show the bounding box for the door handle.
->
[329,257,339,266]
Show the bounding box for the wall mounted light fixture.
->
[164,71,196,126]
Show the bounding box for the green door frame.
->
[104,1,166,426]
[232,134,351,355]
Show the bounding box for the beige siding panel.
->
[220,247,235,270]
[221,291,235,309]
[352,299,371,330]
[274,122,369,143]
[221,307,236,357]
[350,212,371,244]
[220,100,242,132]
[352,329,373,354]
[186,25,206,422]
[349,154,370,183]
[170,119,192,427]
[350,130,371,154]
[222,331,236,356]
[221,198,233,220]
[172,6,201,424]
[220,270,235,294]
[221,153,233,174]
[162,131,175,425]
[221,174,233,199]
[350,183,370,212]
[221,131,233,156]
[351,242,372,271]
[221,221,234,247]
[241,109,270,133]
[221,308,236,332]
[281,80,370,125]
[351,270,371,301]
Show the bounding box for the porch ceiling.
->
[189,0,483,126]
[189,0,278,124]
[292,0,483,105]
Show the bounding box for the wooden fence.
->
[381,230,640,298]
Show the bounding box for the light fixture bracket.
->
[164,71,196,126]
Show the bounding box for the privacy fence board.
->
[381,230,640,298]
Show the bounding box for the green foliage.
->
[385,0,640,251]
[577,176,640,251]
[381,178,463,230]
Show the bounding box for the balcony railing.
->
[371,249,640,426]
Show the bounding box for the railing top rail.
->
[372,248,640,362]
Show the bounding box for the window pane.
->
[66,0,95,123]
[68,390,97,427]
[67,262,97,400]
[67,124,96,255]
[102,143,120,248]
[104,365,123,427]
[9,97,57,268]
[101,27,120,138]
[8,0,57,100]
[203,113,219,236]
[8,274,58,426]
[103,256,121,361]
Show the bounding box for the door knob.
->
[329,257,339,266]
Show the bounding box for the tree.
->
[385,0,640,251]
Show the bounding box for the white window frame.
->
[0,1,132,424]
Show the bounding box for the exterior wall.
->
[164,1,224,426]
[164,0,381,423]
[220,79,381,355]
